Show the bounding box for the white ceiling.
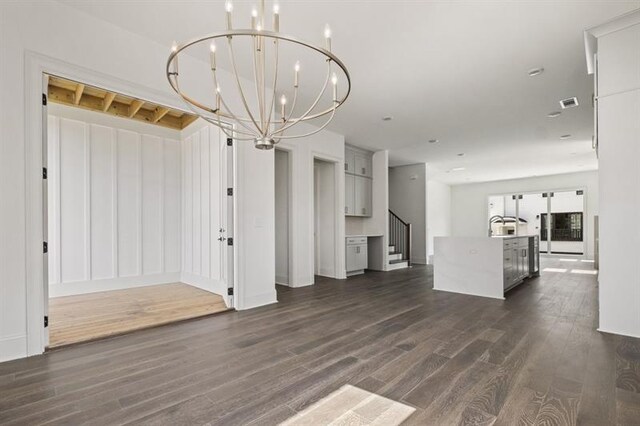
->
[59,0,639,184]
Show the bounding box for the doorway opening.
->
[313,158,338,278]
[43,74,233,348]
[275,148,292,286]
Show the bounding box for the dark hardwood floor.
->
[1,258,639,425]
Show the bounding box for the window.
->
[540,212,583,242]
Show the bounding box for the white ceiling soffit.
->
[58,0,640,184]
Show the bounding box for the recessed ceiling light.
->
[428,139,438,143]
[560,134,572,140]
[382,116,393,121]
[548,111,561,118]
[457,153,464,157]
[528,67,544,77]
[451,167,466,172]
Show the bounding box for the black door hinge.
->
[227,237,233,246]
[227,288,234,296]
[42,94,47,106]
[43,167,47,179]
[44,316,48,327]
[226,138,233,146]
[43,241,48,254]
[227,188,233,196]
[576,190,584,195]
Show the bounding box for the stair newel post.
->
[407,223,412,267]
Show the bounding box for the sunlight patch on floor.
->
[543,268,568,273]
[280,385,415,426]
[571,269,598,275]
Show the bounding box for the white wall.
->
[426,179,452,263]
[235,140,277,308]
[277,126,346,286]
[314,159,337,277]
[593,18,640,338]
[180,122,231,304]
[450,171,599,259]
[274,149,290,285]
[0,0,278,361]
[389,164,427,264]
[46,105,181,297]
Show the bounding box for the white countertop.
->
[490,235,537,239]
[345,234,383,238]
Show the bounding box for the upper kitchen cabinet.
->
[345,148,356,174]
[345,146,373,178]
[344,144,373,217]
[354,153,372,178]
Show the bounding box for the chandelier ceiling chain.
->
[166,0,351,150]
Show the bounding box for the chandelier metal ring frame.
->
[166,29,351,149]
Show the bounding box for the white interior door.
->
[182,123,233,304]
[42,73,50,346]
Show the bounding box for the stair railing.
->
[389,210,412,266]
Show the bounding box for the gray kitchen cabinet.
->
[344,145,373,217]
[345,174,355,215]
[345,149,356,174]
[355,175,372,217]
[503,236,535,291]
[354,153,372,178]
[346,237,368,276]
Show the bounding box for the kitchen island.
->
[433,236,539,299]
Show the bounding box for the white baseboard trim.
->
[290,281,314,288]
[597,327,640,339]
[0,334,27,363]
[49,272,181,297]
[433,286,505,301]
[275,274,289,286]
[239,291,278,310]
[316,268,337,279]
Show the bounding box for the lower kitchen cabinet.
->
[503,236,536,291]
[346,237,368,276]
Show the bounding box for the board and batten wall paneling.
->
[47,113,181,297]
[180,123,228,303]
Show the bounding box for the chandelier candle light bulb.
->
[209,42,216,70]
[166,0,350,149]
[280,94,287,120]
[225,1,233,29]
[273,4,279,32]
[251,8,257,30]
[324,24,332,51]
[170,41,178,74]
[331,72,338,101]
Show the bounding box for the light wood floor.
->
[2,259,639,425]
[48,283,229,348]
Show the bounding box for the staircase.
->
[388,210,411,270]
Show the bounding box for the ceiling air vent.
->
[560,97,579,109]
